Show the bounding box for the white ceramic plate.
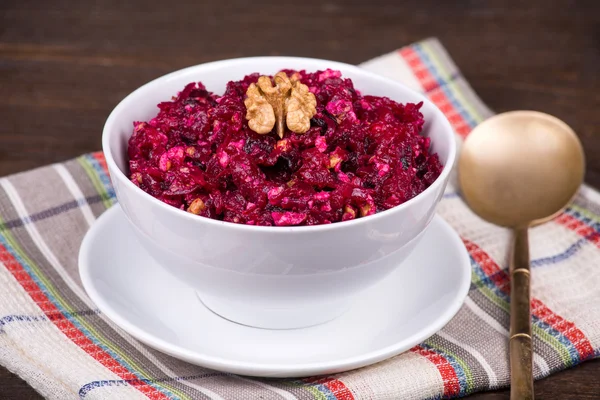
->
[79,205,471,378]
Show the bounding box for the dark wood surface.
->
[1,0,599,398]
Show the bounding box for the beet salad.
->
[127,69,443,226]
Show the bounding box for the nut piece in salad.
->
[244,72,316,138]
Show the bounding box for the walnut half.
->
[244,83,276,135]
[286,77,317,135]
[244,72,316,138]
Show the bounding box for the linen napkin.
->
[1,38,599,400]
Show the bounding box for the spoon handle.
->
[510,228,534,399]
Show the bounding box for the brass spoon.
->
[458,111,585,400]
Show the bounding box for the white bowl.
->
[102,57,456,329]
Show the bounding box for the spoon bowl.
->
[459,111,584,228]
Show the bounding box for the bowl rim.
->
[102,56,456,233]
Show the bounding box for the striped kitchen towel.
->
[1,38,599,400]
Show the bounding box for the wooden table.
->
[1,0,598,398]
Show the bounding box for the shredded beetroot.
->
[127,69,443,226]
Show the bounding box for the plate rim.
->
[79,204,471,377]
